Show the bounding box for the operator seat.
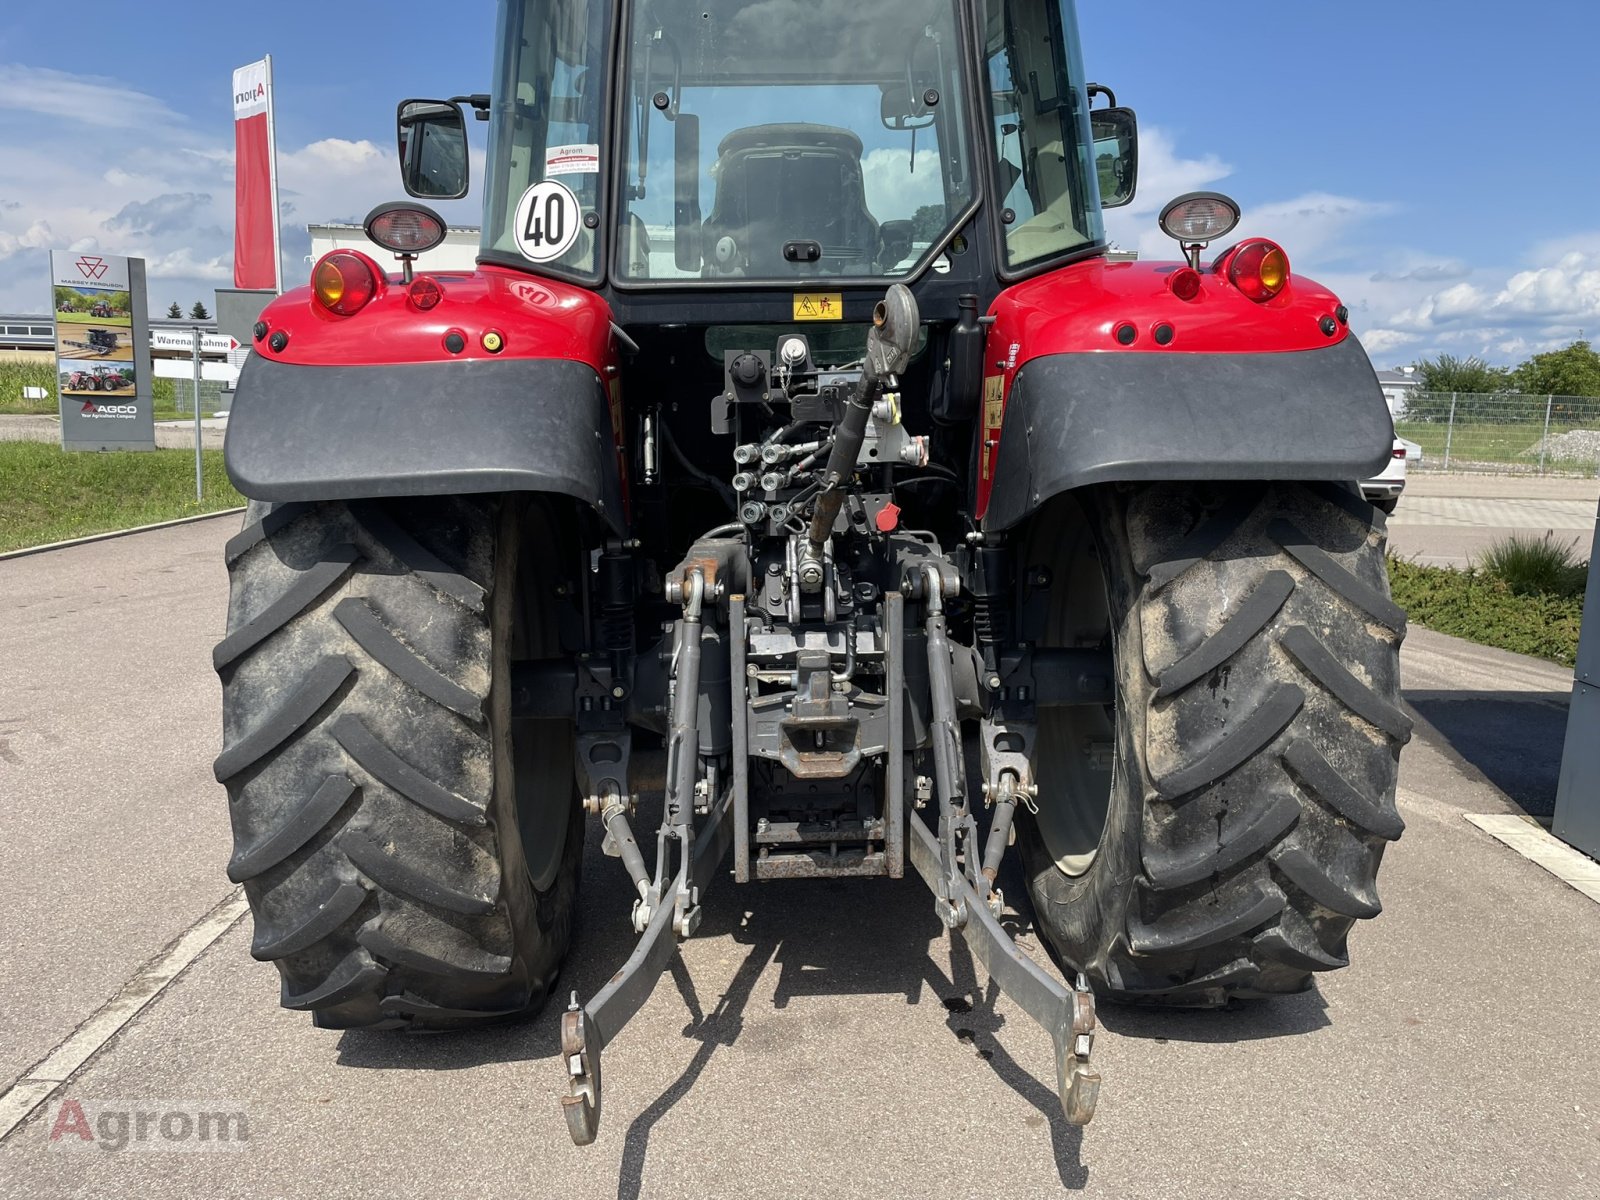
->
[701,124,880,276]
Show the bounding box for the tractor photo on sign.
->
[215,0,1407,1149]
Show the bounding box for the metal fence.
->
[1393,391,1600,476]
[168,377,228,417]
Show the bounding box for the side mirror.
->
[673,112,702,272]
[397,99,469,200]
[877,220,914,270]
[1090,106,1138,208]
[880,84,935,132]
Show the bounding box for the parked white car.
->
[1361,437,1421,513]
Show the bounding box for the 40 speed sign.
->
[514,179,581,264]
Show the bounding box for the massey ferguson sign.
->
[49,250,155,451]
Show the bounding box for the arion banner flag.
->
[232,57,282,291]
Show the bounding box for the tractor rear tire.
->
[1017,482,1409,1004]
[214,495,581,1029]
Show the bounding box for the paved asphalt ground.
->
[1388,472,1598,568]
[1,488,1597,1199]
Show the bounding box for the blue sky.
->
[0,0,1595,366]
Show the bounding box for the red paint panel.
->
[253,264,616,376]
[974,254,1352,517]
[251,264,629,512]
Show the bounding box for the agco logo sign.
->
[80,400,137,417]
[74,256,108,281]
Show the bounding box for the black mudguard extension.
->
[983,336,1394,530]
[224,356,626,532]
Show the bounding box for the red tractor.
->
[89,300,116,318]
[65,365,130,391]
[219,0,1407,1145]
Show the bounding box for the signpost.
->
[192,329,205,501]
[50,251,155,452]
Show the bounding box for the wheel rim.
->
[1030,499,1117,877]
[509,506,574,893]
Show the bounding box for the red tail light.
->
[1226,239,1290,302]
[312,251,379,316]
[1169,266,1203,302]
[407,275,444,310]
[1393,446,1407,459]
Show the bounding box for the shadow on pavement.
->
[1404,689,1571,818]
[1096,989,1329,1043]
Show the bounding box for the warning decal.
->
[980,375,1005,481]
[792,293,843,321]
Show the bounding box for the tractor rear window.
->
[483,0,613,278]
[614,0,974,283]
[984,0,1104,269]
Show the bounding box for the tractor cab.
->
[401,0,1134,322]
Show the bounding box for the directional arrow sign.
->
[149,330,240,354]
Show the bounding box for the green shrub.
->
[1476,532,1588,597]
[1387,555,1584,667]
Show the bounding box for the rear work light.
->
[365,202,448,255]
[1159,192,1241,245]
[312,251,379,316]
[1227,239,1291,303]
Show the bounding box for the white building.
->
[306,222,482,275]
[1374,367,1422,417]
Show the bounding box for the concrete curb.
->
[1465,813,1600,905]
[0,507,245,561]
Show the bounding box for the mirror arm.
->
[447,93,492,121]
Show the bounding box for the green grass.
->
[1387,554,1586,667]
[55,311,129,326]
[0,441,243,554]
[1395,420,1599,470]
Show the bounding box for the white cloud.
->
[1351,240,1600,364]
[1358,329,1423,357]
[1102,125,1229,255]
[0,64,184,132]
[0,65,449,313]
[860,147,945,220]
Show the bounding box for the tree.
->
[1412,354,1508,395]
[909,204,946,245]
[1509,340,1600,398]
[189,301,210,320]
[166,301,183,318]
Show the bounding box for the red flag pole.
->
[264,54,282,294]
